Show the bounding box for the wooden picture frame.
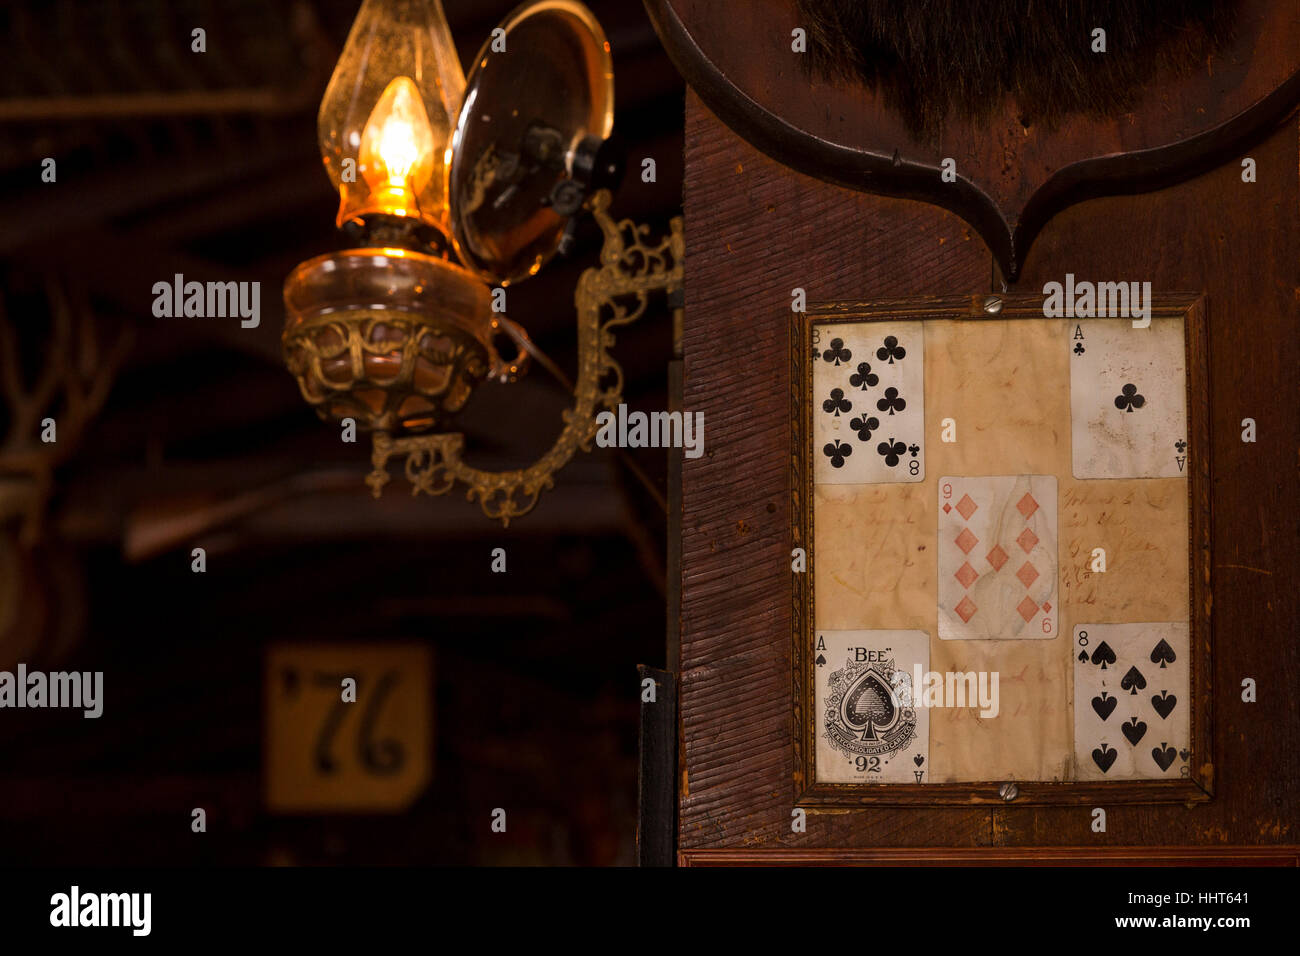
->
[791,294,1212,806]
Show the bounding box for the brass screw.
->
[999,782,1018,802]
[983,295,1003,314]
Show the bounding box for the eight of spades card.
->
[812,321,924,485]
[937,475,1059,640]
[1069,318,1188,479]
[1073,622,1191,781]
[815,630,930,784]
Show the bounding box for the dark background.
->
[0,0,683,865]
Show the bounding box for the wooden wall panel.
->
[679,90,990,850]
[679,85,1299,850]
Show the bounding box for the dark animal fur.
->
[795,0,1239,140]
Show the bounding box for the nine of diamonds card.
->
[812,321,924,485]
[937,475,1059,640]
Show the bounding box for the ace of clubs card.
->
[938,475,1058,640]
[815,630,929,784]
[1073,622,1191,781]
[812,321,924,485]
[1069,318,1188,479]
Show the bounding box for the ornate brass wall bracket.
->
[366,190,684,525]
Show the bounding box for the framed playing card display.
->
[792,295,1211,806]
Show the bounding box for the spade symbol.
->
[1114,383,1145,412]
[1150,638,1176,668]
[1151,691,1177,719]
[913,754,924,767]
[1091,693,1117,720]
[1121,716,1147,745]
[1078,650,1089,663]
[815,654,826,667]
[1092,744,1117,773]
[1090,641,1117,669]
[1120,665,1147,695]
[841,669,899,741]
[1152,743,1177,772]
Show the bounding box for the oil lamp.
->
[283,0,682,524]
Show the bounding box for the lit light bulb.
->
[316,0,464,231]
[358,76,438,218]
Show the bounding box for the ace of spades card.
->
[1073,622,1191,781]
[937,475,1059,640]
[812,321,924,485]
[815,630,929,784]
[1069,318,1188,479]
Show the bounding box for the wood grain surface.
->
[678,88,1298,851]
[648,0,1300,278]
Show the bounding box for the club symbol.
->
[822,337,852,366]
[876,335,906,364]
[849,414,880,441]
[822,440,853,468]
[823,387,852,417]
[908,443,920,457]
[1174,439,1187,453]
[1114,383,1145,412]
[810,344,820,361]
[876,387,906,416]
[876,438,906,467]
[849,361,879,390]
[1073,342,1085,356]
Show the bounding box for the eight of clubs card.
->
[1073,622,1190,780]
[938,475,1058,640]
[1069,318,1188,479]
[812,321,924,485]
[815,630,929,784]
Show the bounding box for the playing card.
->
[1073,622,1190,780]
[1069,318,1188,479]
[815,629,929,783]
[812,321,924,485]
[937,475,1058,640]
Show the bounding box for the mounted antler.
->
[0,271,133,544]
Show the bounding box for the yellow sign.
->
[265,643,432,812]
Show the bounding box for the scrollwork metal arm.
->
[366,190,683,526]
